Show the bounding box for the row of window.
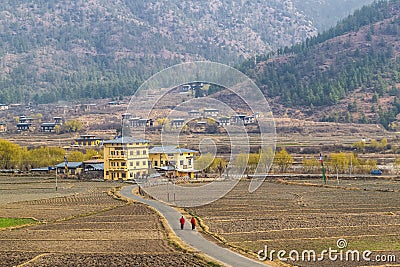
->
[110,161,148,167]
[109,142,145,146]
[109,150,147,156]
[106,171,147,179]
[153,159,192,167]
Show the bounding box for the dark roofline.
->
[103,137,149,144]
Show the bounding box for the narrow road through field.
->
[120,185,271,267]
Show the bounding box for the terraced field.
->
[0,177,211,266]
[188,179,400,266]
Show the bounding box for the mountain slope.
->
[240,0,400,128]
[0,0,373,104]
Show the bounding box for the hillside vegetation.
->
[0,0,372,104]
[240,0,400,129]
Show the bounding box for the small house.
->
[0,122,7,132]
[17,122,32,131]
[218,117,230,126]
[55,162,83,175]
[53,117,63,125]
[138,118,153,127]
[0,104,9,111]
[19,116,33,124]
[171,119,185,129]
[128,117,141,127]
[203,108,219,117]
[75,134,103,147]
[230,114,246,125]
[122,113,133,123]
[41,122,56,132]
[188,110,201,118]
[244,116,256,125]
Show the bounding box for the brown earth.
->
[188,179,400,267]
[0,178,211,267]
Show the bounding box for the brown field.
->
[0,177,211,266]
[188,178,400,267]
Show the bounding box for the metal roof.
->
[41,122,56,126]
[103,137,149,144]
[55,162,83,168]
[85,163,104,171]
[149,146,197,154]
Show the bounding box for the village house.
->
[17,122,32,131]
[40,122,56,132]
[218,117,230,126]
[78,103,97,113]
[75,134,103,147]
[203,108,219,117]
[19,116,34,124]
[53,116,63,125]
[103,137,149,181]
[40,117,63,132]
[188,110,201,118]
[127,117,153,128]
[171,119,185,129]
[122,113,133,124]
[230,114,247,125]
[128,117,140,127]
[244,115,256,125]
[0,122,7,132]
[0,104,9,111]
[138,118,153,127]
[55,162,83,176]
[149,146,198,179]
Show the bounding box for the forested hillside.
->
[0,0,372,104]
[241,0,400,129]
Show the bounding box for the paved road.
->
[120,186,271,267]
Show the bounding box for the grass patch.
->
[0,217,37,228]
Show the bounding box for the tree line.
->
[239,0,400,129]
[194,148,394,176]
[0,139,101,170]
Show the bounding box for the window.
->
[130,162,133,167]
[154,161,158,167]
[180,160,184,166]
[136,150,140,155]
[122,173,126,178]
[121,162,126,167]
[188,159,192,166]
[130,151,133,156]
[160,160,164,165]
[143,161,146,166]
[136,161,140,166]
[143,150,147,155]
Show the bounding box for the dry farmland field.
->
[188,178,400,267]
[0,176,211,266]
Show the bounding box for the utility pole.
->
[320,153,327,184]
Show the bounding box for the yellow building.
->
[149,146,198,178]
[75,134,103,147]
[103,137,149,181]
